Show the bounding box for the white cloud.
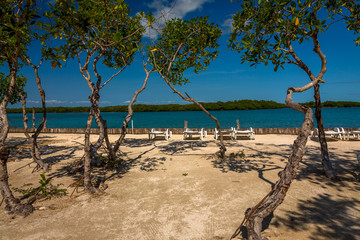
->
[70,101,89,104]
[144,0,213,39]
[46,100,66,104]
[221,17,234,35]
[149,0,211,19]
[27,100,40,104]
[24,99,111,107]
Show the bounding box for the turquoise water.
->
[7,107,360,129]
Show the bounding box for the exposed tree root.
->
[69,176,84,197]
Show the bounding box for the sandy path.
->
[0,133,359,240]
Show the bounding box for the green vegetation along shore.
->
[6,100,360,114]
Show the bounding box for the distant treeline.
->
[6,100,360,113]
[302,101,360,108]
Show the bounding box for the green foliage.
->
[6,100,286,113]
[98,156,123,168]
[341,1,360,46]
[151,16,221,85]
[0,73,27,105]
[322,101,360,108]
[0,0,43,109]
[237,150,246,159]
[45,0,144,69]
[300,101,360,108]
[229,0,349,71]
[12,173,67,200]
[0,0,40,66]
[7,100,360,114]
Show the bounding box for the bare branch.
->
[110,60,155,155]
[311,31,327,80]
[78,48,97,91]
[93,52,104,89]
[288,41,316,81]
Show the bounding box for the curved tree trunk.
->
[162,78,227,158]
[0,67,35,216]
[78,50,126,167]
[236,108,313,240]
[154,68,227,157]
[90,94,106,166]
[286,30,336,179]
[188,95,227,158]
[313,84,336,179]
[28,59,49,171]
[83,108,102,194]
[231,79,321,240]
[18,91,48,172]
[108,65,154,160]
[0,146,35,216]
[77,51,106,194]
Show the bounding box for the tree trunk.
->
[0,68,35,216]
[158,73,227,158]
[108,67,153,160]
[18,91,48,172]
[83,109,101,194]
[30,61,49,171]
[0,146,35,216]
[231,80,320,239]
[190,96,227,158]
[313,84,336,179]
[91,104,106,166]
[231,108,313,240]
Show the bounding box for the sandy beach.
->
[0,133,359,240]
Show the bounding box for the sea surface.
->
[7,107,360,129]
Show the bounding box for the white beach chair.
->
[232,127,255,140]
[348,128,360,140]
[148,128,172,140]
[214,128,234,140]
[311,128,343,140]
[183,128,207,140]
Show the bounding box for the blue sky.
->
[4,0,360,108]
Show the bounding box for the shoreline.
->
[6,101,360,114]
[7,127,359,135]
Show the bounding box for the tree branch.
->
[288,41,316,81]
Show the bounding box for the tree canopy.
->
[0,73,27,105]
[45,0,146,69]
[150,16,221,86]
[0,0,41,67]
[228,0,352,72]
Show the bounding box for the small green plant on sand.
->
[182,173,188,176]
[237,150,246,159]
[99,156,123,168]
[12,173,67,200]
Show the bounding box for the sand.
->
[0,133,359,240]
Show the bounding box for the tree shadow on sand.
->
[41,138,162,189]
[272,193,360,240]
[211,140,360,190]
[100,148,167,183]
[158,141,210,155]
[96,140,211,184]
[211,143,293,187]
[218,141,360,239]
[122,138,154,148]
[296,145,360,192]
[7,135,81,164]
